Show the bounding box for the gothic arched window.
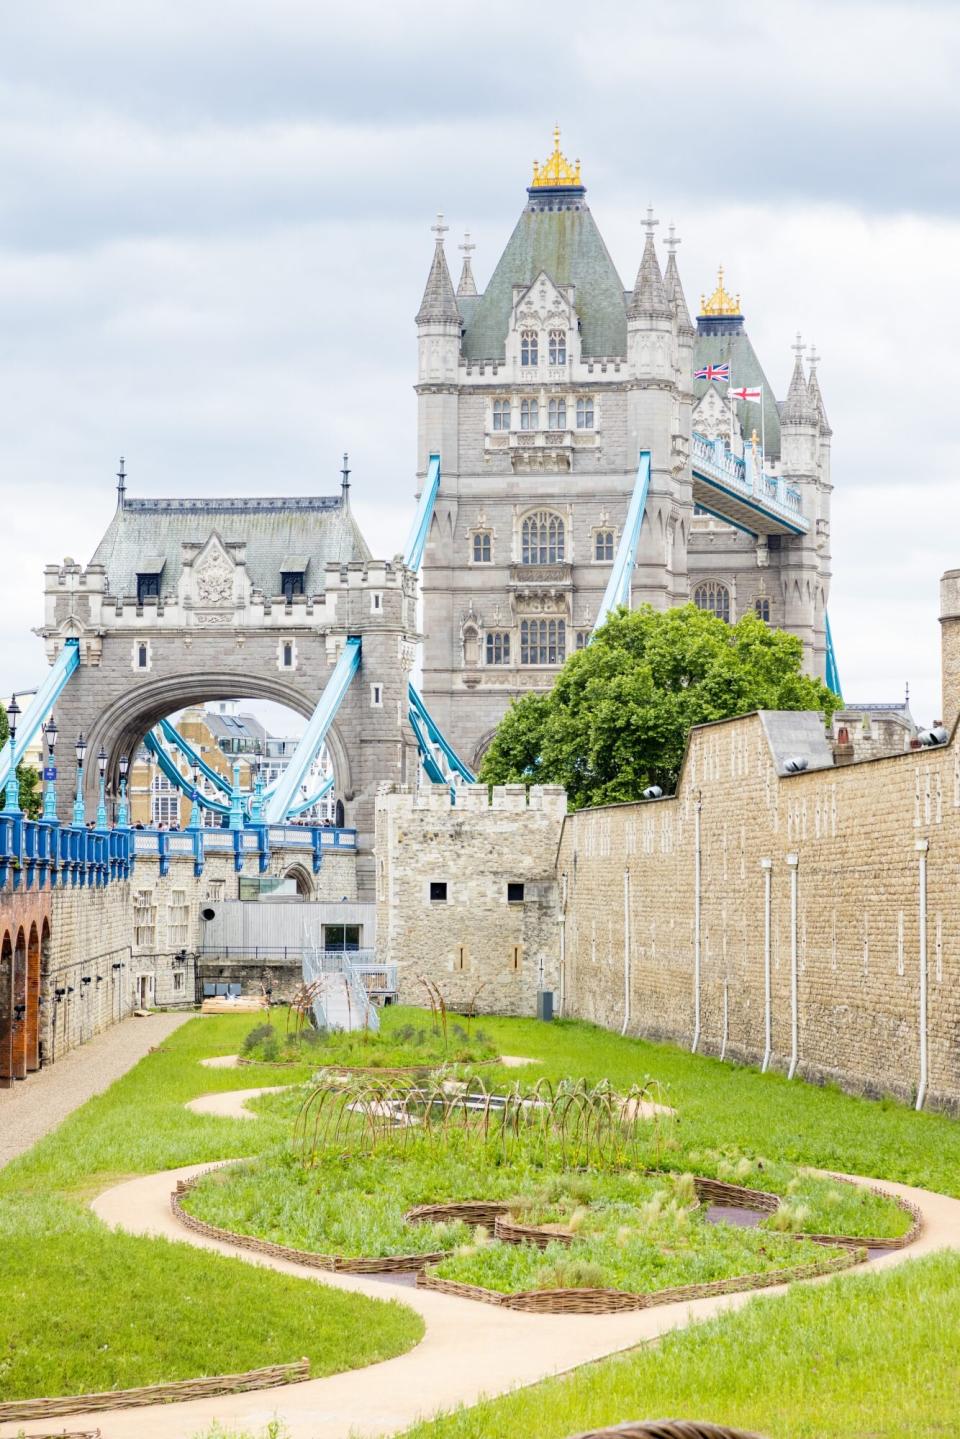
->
[520,618,566,665]
[595,530,615,562]
[576,396,594,429]
[520,330,538,366]
[520,399,539,431]
[548,330,566,365]
[521,510,565,565]
[492,399,511,431]
[547,397,567,429]
[755,597,771,623]
[694,581,731,624]
[485,631,510,665]
[473,532,492,563]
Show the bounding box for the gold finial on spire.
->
[699,265,742,317]
[531,124,582,188]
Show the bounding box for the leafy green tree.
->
[479,605,839,810]
[0,704,43,820]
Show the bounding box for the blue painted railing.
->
[691,432,808,529]
[0,815,357,892]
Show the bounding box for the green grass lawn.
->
[4,1003,960,1423]
[398,1252,960,1439]
[0,1012,423,1401]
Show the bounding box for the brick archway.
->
[0,929,12,1087]
[10,927,27,1081]
[26,922,41,1073]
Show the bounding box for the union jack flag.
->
[693,362,730,382]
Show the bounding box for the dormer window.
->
[136,555,164,605]
[520,330,538,366]
[520,399,539,431]
[492,399,511,431]
[280,556,307,602]
[548,330,566,365]
[547,397,566,429]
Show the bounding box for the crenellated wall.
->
[557,710,960,1111]
[375,782,566,1014]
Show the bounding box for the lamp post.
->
[250,742,264,823]
[188,760,202,829]
[73,732,88,826]
[116,754,130,828]
[228,760,244,831]
[3,696,21,814]
[42,717,59,821]
[95,746,108,830]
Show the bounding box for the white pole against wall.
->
[786,853,799,1079]
[691,794,702,1052]
[761,858,773,1072]
[622,868,631,1037]
[916,839,929,1111]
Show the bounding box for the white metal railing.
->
[691,431,808,528]
[302,943,381,1032]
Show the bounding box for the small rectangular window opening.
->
[507,882,525,903]
[282,643,293,668]
[510,944,523,972]
[430,881,448,903]
[455,945,467,971]
[137,644,148,669]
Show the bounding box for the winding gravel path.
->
[2,1061,950,1439]
[0,1012,189,1170]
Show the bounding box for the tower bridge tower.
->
[41,478,420,898]
[416,132,833,768]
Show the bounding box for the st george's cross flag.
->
[693,361,730,382]
[729,384,762,403]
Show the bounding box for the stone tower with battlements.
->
[416,132,833,769]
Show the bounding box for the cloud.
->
[1,0,959,731]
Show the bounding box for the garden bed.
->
[175,1072,919,1317]
[416,1244,862,1314]
[240,1009,499,1071]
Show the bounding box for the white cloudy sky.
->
[1,0,958,732]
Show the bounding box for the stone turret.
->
[940,569,960,733]
[416,214,461,385]
[627,210,688,609]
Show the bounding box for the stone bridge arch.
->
[62,670,355,816]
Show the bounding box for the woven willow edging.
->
[172,1181,445,1273]
[567,1420,769,1438]
[17,1431,101,1439]
[687,1174,921,1251]
[417,1243,863,1314]
[406,1199,512,1228]
[0,1361,309,1423]
[236,1057,501,1075]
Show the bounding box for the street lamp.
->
[249,741,265,823]
[95,746,108,830]
[116,753,130,828]
[73,732,88,826]
[42,717,59,821]
[3,696,21,815]
[188,760,202,829]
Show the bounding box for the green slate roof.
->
[461,193,628,361]
[693,325,782,460]
[90,496,371,598]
